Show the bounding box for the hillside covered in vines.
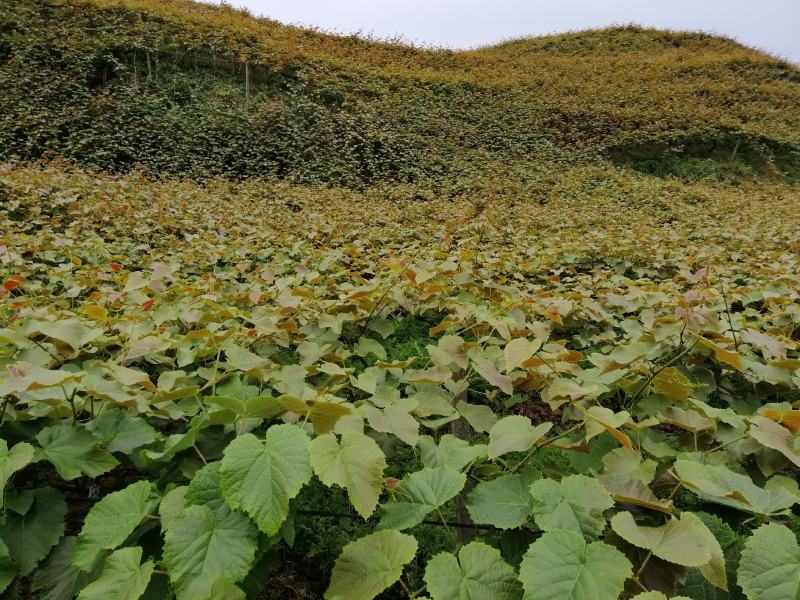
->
[0,1,799,599]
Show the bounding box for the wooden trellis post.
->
[245,61,250,104]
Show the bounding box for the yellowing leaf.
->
[696,337,744,373]
[80,305,109,321]
[652,367,693,402]
[504,337,541,373]
[472,357,513,395]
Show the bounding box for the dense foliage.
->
[1,0,799,187]
[1,0,799,598]
[1,161,799,599]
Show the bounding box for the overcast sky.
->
[208,0,800,64]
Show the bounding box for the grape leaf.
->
[610,511,720,570]
[201,579,246,600]
[77,546,153,600]
[504,337,541,373]
[0,486,66,575]
[488,416,551,459]
[519,529,632,600]
[456,401,497,433]
[310,431,387,519]
[32,537,101,600]
[737,523,800,600]
[326,530,417,600]
[529,475,614,540]
[424,541,522,600]
[74,481,153,570]
[467,474,532,530]
[748,417,800,468]
[418,435,487,470]
[220,424,311,535]
[85,409,158,453]
[675,455,797,515]
[379,467,466,531]
[473,357,513,394]
[36,424,118,480]
[163,504,258,600]
[0,440,34,507]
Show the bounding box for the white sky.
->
[207,0,800,64]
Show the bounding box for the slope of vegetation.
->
[0,1,799,599]
[2,0,800,186]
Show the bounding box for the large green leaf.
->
[424,541,522,600]
[488,416,551,459]
[201,579,246,600]
[85,409,158,453]
[310,431,386,519]
[326,529,417,600]
[143,414,208,461]
[74,481,153,570]
[35,319,102,351]
[418,435,487,471]
[224,344,270,372]
[32,537,101,600]
[379,467,466,530]
[631,594,692,600]
[207,395,283,420]
[0,440,34,507]
[280,395,351,435]
[466,474,532,530]
[427,335,468,370]
[504,337,541,373]
[456,401,497,433]
[610,511,721,570]
[674,455,797,515]
[163,504,258,600]
[364,405,419,446]
[220,424,311,535]
[528,475,614,540]
[158,486,188,531]
[737,524,800,600]
[36,424,118,480]
[677,512,742,599]
[519,529,632,600]
[748,417,800,468]
[602,447,657,485]
[0,486,66,575]
[77,546,153,600]
[472,357,513,395]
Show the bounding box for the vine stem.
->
[704,433,748,454]
[61,385,78,423]
[718,280,739,351]
[666,469,683,502]
[436,507,459,549]
[193,443,208,465]
[635,550,653,581]
[398,578,414,598]
[631,536,654,592]
[534,349,562,379]
[667,482,683,502]
[411,585,427,598]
